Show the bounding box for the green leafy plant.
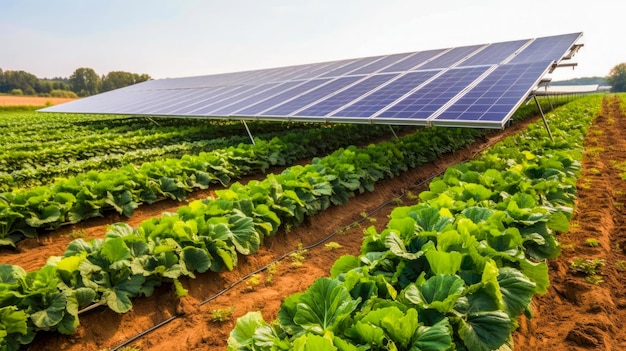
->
[289,244,308,268]
[616,260,626,272]
[570,258,605,276]
[585,238,600,247]
[212,306,236,323]
[243,275,261,293]
[324,242,343,251]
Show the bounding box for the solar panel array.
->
[40,32,582,129]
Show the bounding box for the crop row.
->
[227,95,603,350]
[0,112,320,186]
[0,123,405,246]
[0,109,501,350]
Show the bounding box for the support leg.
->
[533,95,553,142]
[243,120,255,145]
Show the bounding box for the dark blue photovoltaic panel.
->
[207,80,303,115]
[333,70,441,117]
[434,60,552,124]
[461,39,529,66]
[350,52,414,75]
[381,49,446,73]
[235,79,332,115]
[509,33,581,64]
[377,66,490,119]
[418,45,484,70]
[297,74,398,117]
[261,76,362,116]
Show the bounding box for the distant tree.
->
[607,63,626,92]
[69,67,101,96]
[102,71,151,92]
[0,70,38,95]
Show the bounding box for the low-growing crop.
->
[585,238,600,247]
[211,306,235,323]
[324,242,343,251]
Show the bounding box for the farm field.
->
[0,94,624,351]
[0,95,76,107]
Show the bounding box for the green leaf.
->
[100,237,131,263]
[404,275,465,313]
[518,259,549,295]
[292,333,337,351]
[294,278,360,335]
[229,214,261,255]
[330,255,360,278]
[497,268,536,318]
[411,318,453,351]
[456,311,511,351]
[228,311,268,350]
[278,293,305,336]
[0,306,28,336]
[103,274,145,313]
[546,211,569,232]
[424,250,463,275]
[30,293,67,328]
[181,246,211,274]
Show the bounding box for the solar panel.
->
[433,60,553,127]
[40,32,583,129]
[376,66,490,121]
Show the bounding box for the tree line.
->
[0,67,151,97]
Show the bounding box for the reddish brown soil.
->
[513,96,626,350]
[13,103,621,351]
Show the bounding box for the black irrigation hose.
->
[107,139,500,350]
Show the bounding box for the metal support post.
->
[533,95,553,142]
[242,120,256,145]
[388,125,399,139]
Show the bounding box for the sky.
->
[1,0,623,82]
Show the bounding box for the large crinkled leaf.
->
[229,214,260,255]
[410,207,454,233]
[386,217,418,239]
[181,246,211,275]
[424,250,463,275]
[518,259,549,294]
[228,311,268,350]
[278,293,305,337]
[0,306,28,337]
[404,275,465,313]
[497,268,536,318]
[380,307,419,348]
[100,237,131,263]
[293,278,360,335]
[330,255,360,278]
[411,318,453,351]
[385,232,423,260]
[292,333,337,351]
[345,320,386,347]
[103,273,145,313]
[456,310,511,351]
[29,292,67,328]
[25,204,61,227]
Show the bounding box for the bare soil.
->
[513,96,626,351]
[0,95,76,106]
[12,99,624,351]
